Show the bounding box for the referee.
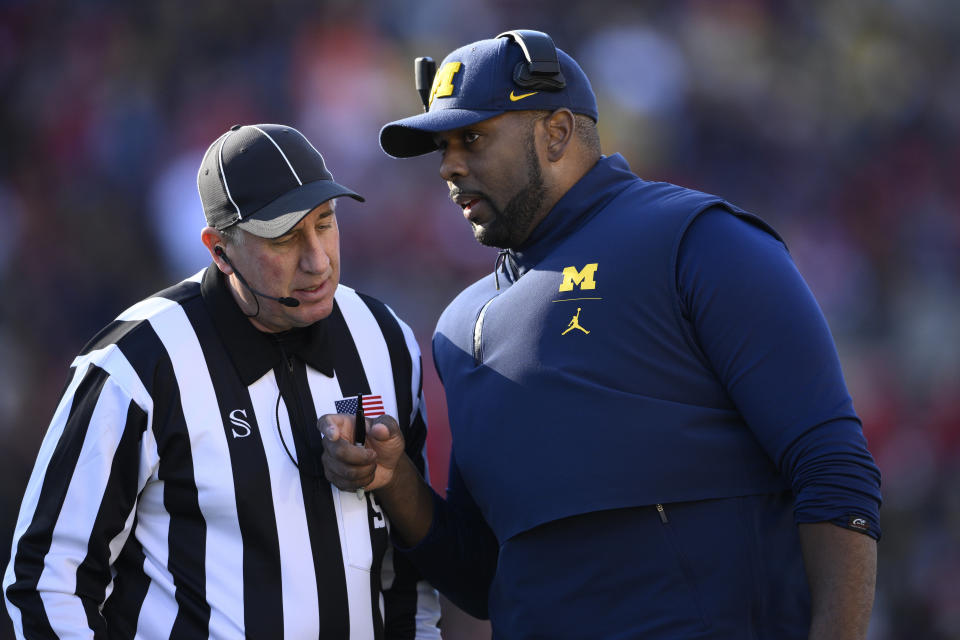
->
[3,124,441,639]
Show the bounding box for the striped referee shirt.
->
[3,267,441,639]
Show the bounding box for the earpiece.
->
[496,30,566,91]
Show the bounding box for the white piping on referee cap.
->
[251,125,303,186]
[217,129,243,221]
[289,127,329,174]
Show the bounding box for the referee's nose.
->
[299,229,334,276]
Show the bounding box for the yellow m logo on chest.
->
[559,263,598,292]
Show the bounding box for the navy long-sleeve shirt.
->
[405,155,881,638]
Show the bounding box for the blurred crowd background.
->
[1,0,958,638]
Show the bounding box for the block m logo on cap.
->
[428,62,462,107]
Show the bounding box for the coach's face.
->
[435,112,549,249]
[219,202,341,333]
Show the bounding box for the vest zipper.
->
[473,297,496,366]
[477,250,518,364]
[656,503,668,523]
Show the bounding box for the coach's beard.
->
[472,138,546,250]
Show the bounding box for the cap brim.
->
[236,179,364,238]
[380,108,506,158]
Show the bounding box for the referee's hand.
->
[317,413,405,492]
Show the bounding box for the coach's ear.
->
[201,227,232,274]
[543,108,575,163]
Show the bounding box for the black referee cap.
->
[197,124,364,239]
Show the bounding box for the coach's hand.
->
[318,413,406,492]
[320,413,435,547]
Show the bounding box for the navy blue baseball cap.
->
[380,31,598,158]
[197,124,364,239]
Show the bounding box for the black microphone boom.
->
[214,246,301,308]
[249,287,300,308]
[415,57,436,112]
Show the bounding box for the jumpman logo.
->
[562,307,590,335]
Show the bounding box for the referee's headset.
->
[413,29,568,111]
[213,245,300,308]
[211,248,324,475]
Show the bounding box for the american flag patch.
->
[335,394,385,418]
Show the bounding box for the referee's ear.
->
[201,226,232,275]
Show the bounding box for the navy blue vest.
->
[433,155,790,542]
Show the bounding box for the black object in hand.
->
[354,393,365,446]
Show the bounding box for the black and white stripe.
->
[3,270,441,639]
